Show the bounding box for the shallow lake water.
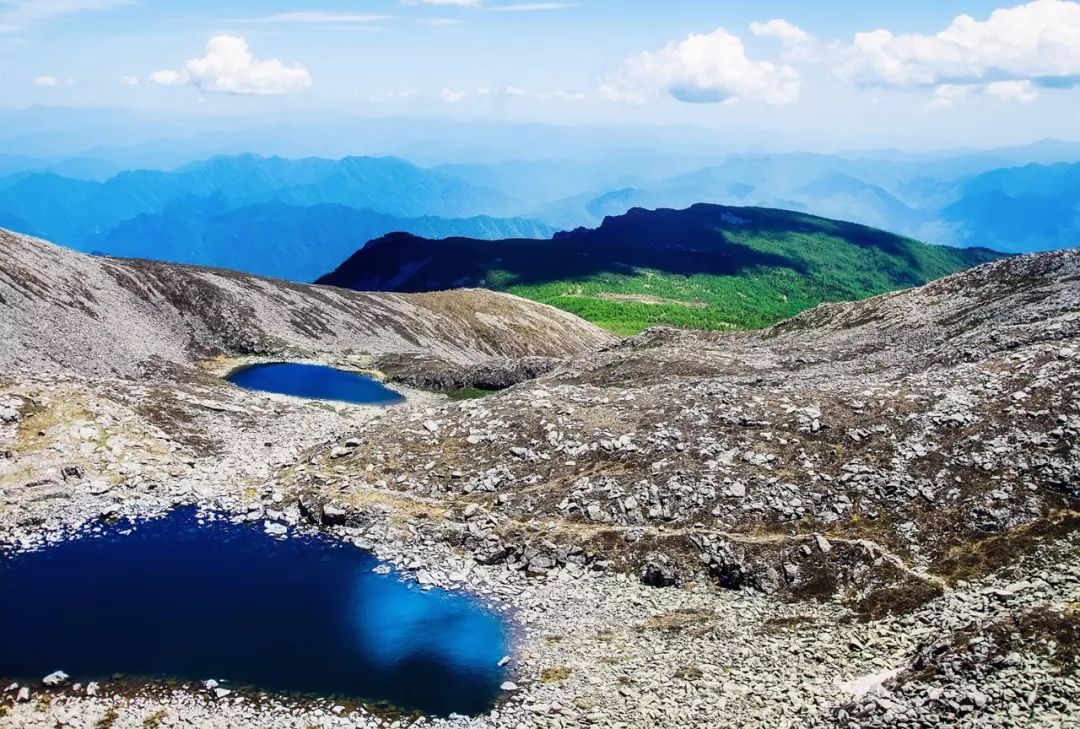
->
[226,363,405,406]
[0,509,508,715]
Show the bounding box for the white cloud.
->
[986,79,1038,102]
[838,0,1080,92]
[149,35,312,96]
[601,27,800,105]
[504,85,526,96]
[147,68,188,87]
[750,18,813,46]
[441,88,469,102]
[749,18,819,62]
[924,79,1039,111]
[419,17,463,26]
[120,74,139,86]
[923,84,973,111]
[33,74,60,86]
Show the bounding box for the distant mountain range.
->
[530,156,1080,254]
[318,204,1002,335]
[88,198,552,282]
[0,155,550,280]
[0,151,1075,283]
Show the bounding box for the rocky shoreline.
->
[2,353,1076,729]
[1,235,1077,728]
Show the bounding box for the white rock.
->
[815,535,832,554]
[42,670,69,686]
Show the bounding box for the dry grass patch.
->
[540,666,573,684]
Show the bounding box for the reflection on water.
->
[0,509,507,715]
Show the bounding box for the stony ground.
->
[1,239,1077,728]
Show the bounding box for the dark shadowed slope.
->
[318,203,1003,335]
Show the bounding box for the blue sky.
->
[2,0,1079,149]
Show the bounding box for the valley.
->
[4,4,1080,728]
[1,228,1075,729]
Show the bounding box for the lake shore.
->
[3,361,1076,729]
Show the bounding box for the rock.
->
[528,553,556,571]
[729,482,747,498]
[16,686,30,702]
[498,656,512,667]
[475,546,510,565]
[500,681,518,692]
[641,561,677,588]
[321,504,348,526]
[42,670,69,686]
[815,535,832,554]
[86,682,99,696]
[214,688,232,699]
[423,420,439,433]
[264,522,287,536]
[88,478,112,495]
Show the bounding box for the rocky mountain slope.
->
[318,204,1001,334]
[0,228,615,377]
[302,247,1079,600]
[0,233,1076,729]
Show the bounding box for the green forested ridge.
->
[319,204,1004,336]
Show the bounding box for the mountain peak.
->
[318,203,1003,336]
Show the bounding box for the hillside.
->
[319,204,1003,335]
[1,228,1076,727]
[0,228,614,377]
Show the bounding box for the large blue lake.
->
[0,509,508,715]
[226,363,405,406]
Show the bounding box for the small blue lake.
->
[226,363,405,406]
[0,509,508,716]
